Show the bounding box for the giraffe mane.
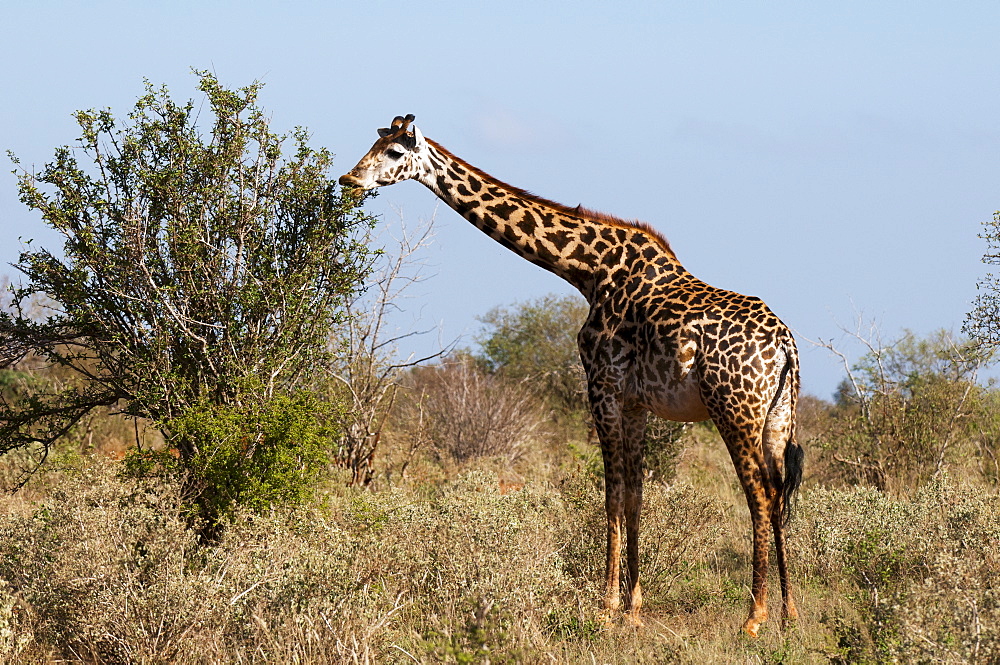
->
[425,138,677,259]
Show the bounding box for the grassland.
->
[1,416,997,664]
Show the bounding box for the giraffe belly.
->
[642,369,710,423]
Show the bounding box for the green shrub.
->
[794,477,1000,662]
[125,390,341,525]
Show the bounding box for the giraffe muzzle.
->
[338,173,365,188]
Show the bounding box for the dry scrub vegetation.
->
[1,320,999,663]
[4,285,1000,663]
[3,358,1000,664]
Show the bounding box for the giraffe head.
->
[339,114,429,190]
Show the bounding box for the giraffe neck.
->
[416,139,678,295]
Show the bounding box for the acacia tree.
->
[0,72,375,516]
[476,293,590,415]
[818,324,992,489]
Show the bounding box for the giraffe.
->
[339,114,804,637]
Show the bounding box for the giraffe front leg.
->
[597,414,647,626]
[588,381,627,621]
[582,349,634,624]
[623,485,643,626]
[602,489,624,618]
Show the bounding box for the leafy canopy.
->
[475,293,589,414]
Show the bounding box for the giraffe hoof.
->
[784,603,799,622]
[742,615,766,638]
[781,613,799,632]
[625,612,644,628]
[596,610,616,626]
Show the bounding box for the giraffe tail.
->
[779,339,804,526]
[781,433,804,526]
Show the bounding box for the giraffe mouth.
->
[338,174,367,188]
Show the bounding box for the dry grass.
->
[1,426,999,663]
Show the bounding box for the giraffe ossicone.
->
[340,114,805,637]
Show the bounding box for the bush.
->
[643,417,687,483]
[0,463,204,662]
[384,471,583,659]
[793,476,1000,662]
[1,71,374,512]
[816,329,994,490]
[402,356,546,466]
[126,390,342,522]
[10,450,999,662]
[0,463,590,662]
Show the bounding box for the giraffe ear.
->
[377,127,392,138]
[412,125,424,148]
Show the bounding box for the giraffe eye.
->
[385,148,404,160]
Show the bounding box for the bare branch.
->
[329,210,452,486]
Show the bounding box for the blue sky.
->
[2,2,998,397]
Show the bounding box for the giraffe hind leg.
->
[621,408,647,625]
[771,506,798,626]
[763,397,801,627]
[741,469,773,638]
[713,418,774,637]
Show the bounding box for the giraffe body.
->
[340,115,804,636]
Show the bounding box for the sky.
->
[1,2,998,399]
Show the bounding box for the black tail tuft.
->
[781,439,805,525]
